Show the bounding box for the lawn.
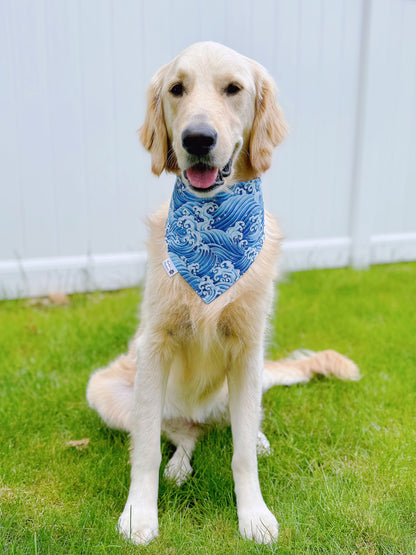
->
[1,263,415,554]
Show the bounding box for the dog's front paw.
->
[238,505,279,544]
[117,505,158,545]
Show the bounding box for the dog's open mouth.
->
[183,159,232,192]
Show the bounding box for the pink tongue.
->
[186,166,218,189]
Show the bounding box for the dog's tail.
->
[263,349,360,392]
[86,346,136,433]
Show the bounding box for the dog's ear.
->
[139,67,178,175]
[249,65,288,175]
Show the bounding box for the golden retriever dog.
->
[86,42,359,545]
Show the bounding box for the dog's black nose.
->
[181,124,218,157]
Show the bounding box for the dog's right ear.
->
[139,67,171,176]
[248,63,288,175]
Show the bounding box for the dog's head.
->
[140,42,287,196]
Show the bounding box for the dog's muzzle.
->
[181,123,233,192]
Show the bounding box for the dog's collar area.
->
[183,158,233,193]
[165,177,265,303]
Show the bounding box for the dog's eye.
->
[169,83,184,97]
[225,83,242,96]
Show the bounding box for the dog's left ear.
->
[139,66,178,175]
[249,64,288,175]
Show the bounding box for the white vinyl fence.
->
[1,0,415,299]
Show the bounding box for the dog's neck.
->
[164,177,265,304]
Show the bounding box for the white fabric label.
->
[162,257,178,277]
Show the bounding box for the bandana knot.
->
[165,177,265,303]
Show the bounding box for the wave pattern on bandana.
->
[165,177,265,304]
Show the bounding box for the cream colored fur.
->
[86,42,360,546]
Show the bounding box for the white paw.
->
[256,431,271,457]
[239,506,279,544]
[163,453,193,486]
[117,505,158,545]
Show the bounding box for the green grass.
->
[1,263,415,554]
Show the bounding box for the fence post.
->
[350,0,373,269]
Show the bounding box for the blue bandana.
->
[165,177,265,304]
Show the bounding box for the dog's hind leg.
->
[256,430,271,456]
[86,344,136,432]
[162,419,200,486]
[263,349,360,393]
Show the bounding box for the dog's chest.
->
[165,337,228,419]
[162,301,245,347]
[161,304,239,415]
